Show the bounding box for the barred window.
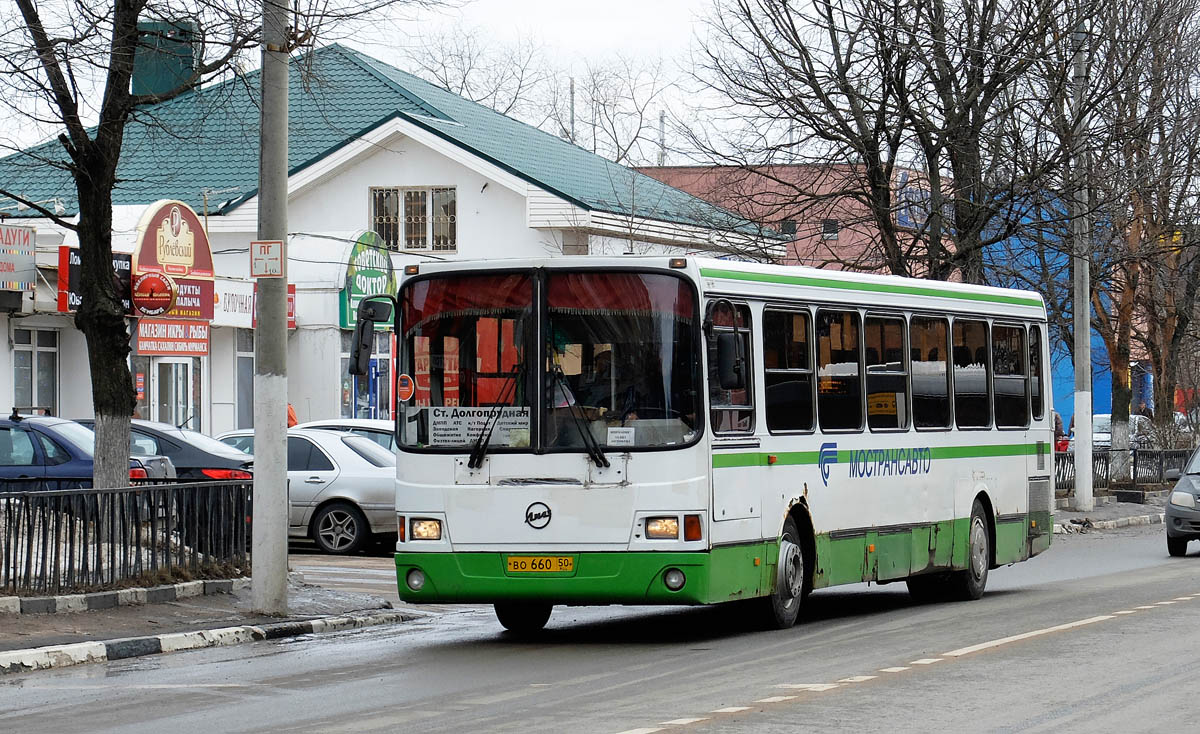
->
[370,187,457,251]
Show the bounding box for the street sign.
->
[397,374,415,402]
[251,240,284,277]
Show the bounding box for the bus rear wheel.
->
[494,603,553,634]
[760,517,805,629]
[949,499,990,601]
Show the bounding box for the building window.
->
[236,328,254,429]
[371,186,457,252]
[821,219,839,240]
[780,220,797,236]
[13,328,57,416]
[340,329,392,419]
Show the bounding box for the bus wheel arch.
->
[971,490,997,570]
[786,501,816,597]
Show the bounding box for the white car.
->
[295,418,396,452]
[216,427,396,554]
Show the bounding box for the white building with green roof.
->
[0,44,776,434]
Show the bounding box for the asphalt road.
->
[2,525,1197,734]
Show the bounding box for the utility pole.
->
[1070,19,1093,512]
[252,0,290,615]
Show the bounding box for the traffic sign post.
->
[251,240,284,278]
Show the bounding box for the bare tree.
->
[0,0,435,487]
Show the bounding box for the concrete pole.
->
[252,0,290,615]
[1070,20,1093,512]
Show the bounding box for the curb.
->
[0,609,422,675]
[1053,512,1165,535]
[0,578,250,616]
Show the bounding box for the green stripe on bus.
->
[699,267,1045,308]
[712,443,1039,468]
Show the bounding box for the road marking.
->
[775,683,839,691]
[941,615,1114,657]
[1172,597,1193,601]
[659,719,709,725]
[1113,610,1137,615]
[1135,605,1156,609]
[879,667,910,673]
[1155,601,1176,605]
[712,706,752,713]
[910,658,942,665]
[614,728,664,734]
[293,566,396,576]
[755,696,796,703]
[838,675,877,683]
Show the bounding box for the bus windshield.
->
[546,271,701,449]
[396,269,700,451]
[399,272,533,450]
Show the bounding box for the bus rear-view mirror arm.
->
[349,296,396,377]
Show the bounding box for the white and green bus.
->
[350,256,1054,632]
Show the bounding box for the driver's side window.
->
[707,303,755,434]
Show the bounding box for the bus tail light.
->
[646,517,679,539]
[684,514,703,541]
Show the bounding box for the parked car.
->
[1166,448,1200,556]
[216,427,395,554]
[1070,413,1153,451]
[77,418,251,481]
[295,418,396,452]
[0,415,175,485]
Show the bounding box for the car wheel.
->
[311,502,369,555]
[949,499,990,601]
[494,602,553,634]
[759,516,805,629]
[1167,536,1189,557]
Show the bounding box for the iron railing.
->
[0,479,251,595]
[1054,448,1193,493]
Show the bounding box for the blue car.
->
[0,415,173,488]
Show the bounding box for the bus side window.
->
[865,315,908,431]
[763,309,813,432]
[911,317,951,428]
[707,303,754,433]
[953,319,991,428]
[816,310,863,431]
[1029,325,1045,421]
[992,324,1028,428]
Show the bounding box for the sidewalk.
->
[0,574,437,674]
[1054,494,1167,534]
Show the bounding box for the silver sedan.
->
[216,427,396,554]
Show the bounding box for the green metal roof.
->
[0,44,764,238]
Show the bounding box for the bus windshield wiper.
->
[467,361,524,469]
[551,365,609,468]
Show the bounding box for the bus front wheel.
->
[760,516,805,629]
[495,602,553,634]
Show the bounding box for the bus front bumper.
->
[394,545,773,606]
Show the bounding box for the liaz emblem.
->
[525,502,551,529]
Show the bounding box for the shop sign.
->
[131,272,177,316]
[132,200,214,279]
[56,247,132,313]
[215,278,295,328]
[339,231,395,329]
[136,318,209,356]
[0,223,36,292]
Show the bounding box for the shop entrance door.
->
[153,358,194,428]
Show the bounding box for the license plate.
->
[506,555,574,573]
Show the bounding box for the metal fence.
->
[1054,448,1191,493]
[0,479,251,596]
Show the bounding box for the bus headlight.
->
[411,519,442,540]
[646,517,679,539]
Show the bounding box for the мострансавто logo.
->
[818,443,933,486]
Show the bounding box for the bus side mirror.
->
[349,320,374,376]
[348,298,394,377]
[717,332,744,390]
